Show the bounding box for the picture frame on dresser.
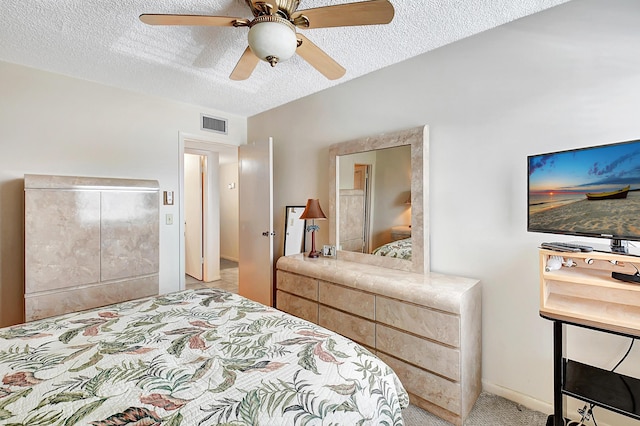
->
[283,205,306,256]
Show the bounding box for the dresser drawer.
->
[319,281,375,320]
[276,290,318,323]
[376,297,460,347]
[26,276,158,322]
[319,305,375,348]
[378,352,461,415]
[276,271,318,300]
[376,324,460,381]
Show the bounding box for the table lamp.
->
[299,198,326,258]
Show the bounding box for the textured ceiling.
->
[0,0,569,117]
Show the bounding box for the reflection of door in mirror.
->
[353,164,366,190]
[283,206,307,256]
[340,164,371,253]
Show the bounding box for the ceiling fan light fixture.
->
[248,16,297,67]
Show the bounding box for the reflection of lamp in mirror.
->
[300,198,327,258]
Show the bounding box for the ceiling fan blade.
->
[292,0,394,29]
[230,47,260,81]
[296,34,346,80]
[250,0,278,16]
[139,14,249,27]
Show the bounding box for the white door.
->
[238,138,273,306]
[185,153,204,280]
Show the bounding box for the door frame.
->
[178,132,238,289]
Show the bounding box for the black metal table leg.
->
[552,321,565,426]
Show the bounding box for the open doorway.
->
[179,134,239,293]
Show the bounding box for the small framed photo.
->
[322,245,335,257]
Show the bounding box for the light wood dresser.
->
[276,254,482,426]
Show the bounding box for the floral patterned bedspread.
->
[372,238,412,261]
[0,289,408,425]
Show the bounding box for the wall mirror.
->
[283,205,307,256]
[329,126,428,273]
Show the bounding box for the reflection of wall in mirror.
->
[339,151,376,189]
[371,145,411,251]
[338,146,411,254]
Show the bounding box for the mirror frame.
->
[329,125,429,273]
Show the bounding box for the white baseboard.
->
[221,255,238,263]
[481,380,552,416]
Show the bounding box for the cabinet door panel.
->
[101,191,159,281]
[25,190,101,293]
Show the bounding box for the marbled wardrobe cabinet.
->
[276,254,482,426]
[24,174,160,322]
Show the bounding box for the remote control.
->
[540,243,581,252]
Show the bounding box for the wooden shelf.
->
[540,248,640,426]
[540,249,640,337]
[563,359,640,420]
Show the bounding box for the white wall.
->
[248,1,640,425]
[220,162,239,261]
[0,60,246,327]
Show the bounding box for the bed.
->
[371,238,412,261]
[0,289,408,425]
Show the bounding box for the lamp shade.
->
[299,199,326,220]
[248,17,297,66]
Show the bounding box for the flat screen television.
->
[528,138,640,253]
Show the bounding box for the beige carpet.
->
[402,392,549,425]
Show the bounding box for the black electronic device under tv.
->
[528,138,640,254]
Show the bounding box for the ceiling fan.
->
[139,0,394,81]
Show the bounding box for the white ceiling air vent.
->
[201,114,228,135]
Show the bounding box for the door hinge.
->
[201,257,205,264]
